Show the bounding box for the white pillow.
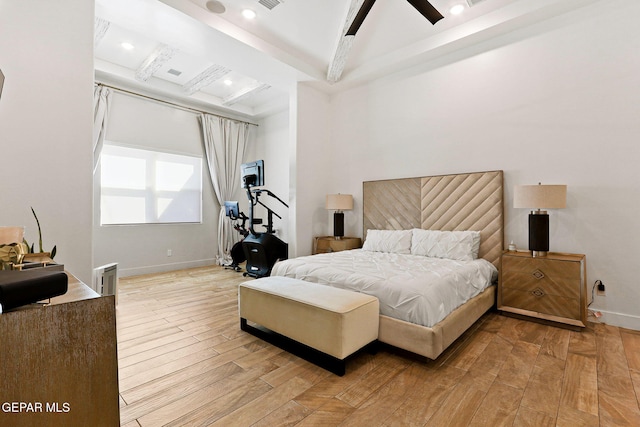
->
[411,229,481,261]
[362,229,412,254]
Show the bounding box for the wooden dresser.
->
[0,273,119,426]
[498,251,587,329]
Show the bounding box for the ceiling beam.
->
[135,45,179,82]
[94,17,110,49]
[182,64,231,95]
[222,83,270,106]
[327,0,364,83]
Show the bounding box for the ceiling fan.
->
[346,0,444,36]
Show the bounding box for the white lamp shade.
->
[326,194,353,211]
[514,184,567,209]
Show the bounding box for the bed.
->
[271,170,504,359]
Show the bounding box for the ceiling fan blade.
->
[406,0,444,25]
[346,0,377,36]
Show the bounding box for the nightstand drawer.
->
[501,287,581,320]
[502,256,581,279]
[501,272,580,300]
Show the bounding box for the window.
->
[100,144,202,225]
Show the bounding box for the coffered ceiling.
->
[94,0,598,119]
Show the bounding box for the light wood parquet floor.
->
[116,266,640,427]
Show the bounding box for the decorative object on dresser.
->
[313,236,361,254]
[325,194,353,239]
[0,226,23,245]
[26,206,57,260]
[498,251,586,330]
[513,183,567,257]
[0,220,61,271]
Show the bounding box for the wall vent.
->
[466,0,486,6]
[258,0,284,11]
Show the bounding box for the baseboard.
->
[118,259,216,278]
[589,307,640,331]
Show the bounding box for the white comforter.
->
[270,249,498,328]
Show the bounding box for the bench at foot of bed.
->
[238,276,379,376]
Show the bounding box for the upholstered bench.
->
[238,276,379,376]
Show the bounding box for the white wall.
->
[326,0,640,329]
[93,92,218,276]
[0,0,94,283]
[291,84,334,256]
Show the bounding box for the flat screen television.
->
[224,201,239,219]
[241,160,264,188]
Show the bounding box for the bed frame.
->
[362,170,504,359]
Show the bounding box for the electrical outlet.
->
[167,249,172,257]
[596,280,605,296]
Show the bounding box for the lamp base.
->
[532,250,548,258]
[333,211,345,240]
[529,210,549,256]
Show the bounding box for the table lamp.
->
[326,194,353,240]
[514,183,567,257]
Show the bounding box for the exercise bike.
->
[241,175,288,278]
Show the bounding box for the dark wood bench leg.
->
[240,317,346,376]
[366,340,379,355]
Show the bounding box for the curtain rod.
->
[95,82,259,127]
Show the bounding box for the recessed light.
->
[121,42,135,50]
[224,79,233,86]
[450,4,466,15]
[242,9,256,19]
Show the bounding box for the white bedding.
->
[270,249,498,328]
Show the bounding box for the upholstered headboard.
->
[363,170,504,268]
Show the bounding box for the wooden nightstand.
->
[313,236,362,254]
[498,251,587,329]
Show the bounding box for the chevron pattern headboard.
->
[363,170,504,268]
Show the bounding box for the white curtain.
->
[93,84,112,174]
[200,114,250,265]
